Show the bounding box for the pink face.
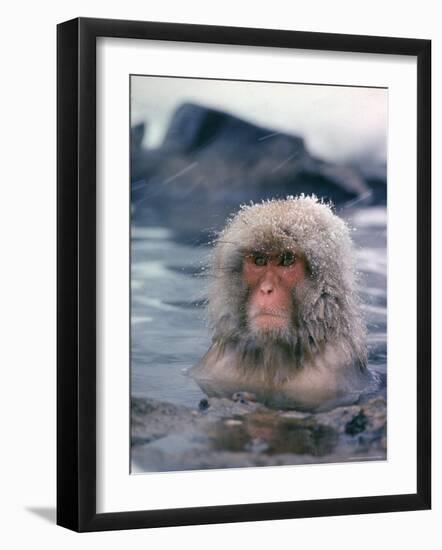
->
[242,250,306,332]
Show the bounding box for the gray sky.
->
[131,76,387,164]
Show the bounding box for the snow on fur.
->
[207,195,367,368]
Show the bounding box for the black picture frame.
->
[57,17,431,532]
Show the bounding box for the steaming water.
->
[130,206,387,407]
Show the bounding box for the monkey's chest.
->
[192,354,364,411]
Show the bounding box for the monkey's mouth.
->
[251,308,289,320]
[253,312,286,319]
[250,310,290,329]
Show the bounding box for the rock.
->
[198,398,210,411]
[224,419,243,427]
[131,394,387,472]
[131,103,381,243]
[345,410,368,435]
[232,391,257,403]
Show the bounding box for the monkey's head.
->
[207,195,367,369]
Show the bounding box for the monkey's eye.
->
[280,251,296,266]
[253,253,267,266]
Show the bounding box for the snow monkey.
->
[191,195,376,411]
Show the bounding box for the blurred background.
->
[130,76,387,414]
[131,77,387,169]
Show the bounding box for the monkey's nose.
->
[260,282,274,294]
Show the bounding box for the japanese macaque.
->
[191,195,376,411]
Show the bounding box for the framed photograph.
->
[57,17,431,532]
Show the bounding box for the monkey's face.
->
[242,249,306,337]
